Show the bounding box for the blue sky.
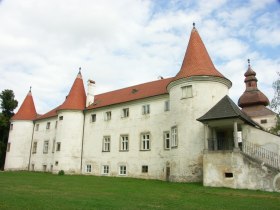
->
[0,0,279,114]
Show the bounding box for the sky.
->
[0,0,279,114]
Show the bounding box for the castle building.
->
[5,25,280,192]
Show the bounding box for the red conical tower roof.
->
[58,69,86,111]
[12,88,37,120]
[238,59,269,108]
[174,24,226,81]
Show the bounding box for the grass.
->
[0,172,279,210]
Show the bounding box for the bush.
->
[58,170,64,176]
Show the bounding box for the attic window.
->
[225,172,233,178]
[260,119,267,124]
[131,89,138,94]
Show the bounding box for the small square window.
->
[56,142,61,151]
[86,164,92,173]
[35,124,39,131]
[104,111,111,121]
[102,165,109,174]
[6,142,11,152]
[119,165,127,175]
[59,116,63,120]
[225,172,233,178]
[260,119,267,124]
[142,165,148,173]
[55,161,59,166]
[46,122,51,130]
[91,114,96,122]
[142,104,150,115]
[122,108,129,118]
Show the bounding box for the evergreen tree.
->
[0,89,18,170]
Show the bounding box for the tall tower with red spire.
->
[5,88,37,171]
[238,60,276,129]
[166,24,232,181]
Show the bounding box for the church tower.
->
[5,88,37,170]
[166,24,232,181]
[238,60,277,130]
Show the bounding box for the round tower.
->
[167,24,232,182]
[54,69,86,174]
[5,88,37,171]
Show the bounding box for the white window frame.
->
[171,126,178,148]
[86,164,92,173]
[181,85,193,99]
[104,111,111,121]
[142,104,150,115]
[103,136,111,152]
[164,131,170,150]
[164,100,170,112]
[120,135,129,151]
[119,165,127,175]
[122,108,129,118]
[140,133,150,151]
[32,142,37,154]
[43,141,49,154]
[91,114,96,122]
[102,165,109,175]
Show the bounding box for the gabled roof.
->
[87,77,173,110]
[173,25,227,81]
[197,95,259,127]
[36,106,60,120]
[11,90,37,121]
[58,71,86,111]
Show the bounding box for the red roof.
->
[12,90,37,120]
[87,78,173,110]
[58,71,86,111]
[174,27,226,81]
[36,106,60,120]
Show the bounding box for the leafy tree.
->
[270,72,280,114]
[0,89,18,170]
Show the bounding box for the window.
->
[141,133,150,150]
[164,131,170,149]
[43,165,47,172]
[46,122,51,129]
[52,139,56,153]
[56,142,61,151]
[55,161,59,166]
[104,111,111,121]
[43,141,49,154]
[182,85,193,98]
[142,165,148,173]
[102,165,109,174]
[260,119,267,124]
[119,165,127,175]
[103,136,110,152]
[120,135,129,151]
[32,142,37,154]
[142,104,150,115]
[122,108,129,118]
[86,164,92,173]
[6,143,11,152]
[10,124,13,131]
[171,127,178,148]
[31,164,35,171]
[91,114,96,122]
[59,116,63,120]
[164,100,170,111]
[35,124,39,131]
[225,172,233,178]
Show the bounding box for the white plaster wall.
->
[54,110,84,173]
[168,79,229,181]
[30,117,57,172]
[242,124,280,154]
[203,151,279,192]
[83,95,171,180]
[5,120,34,170]
[251,114,277,131]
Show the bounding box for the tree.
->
[0,89,18,170]
[270,72,280,114]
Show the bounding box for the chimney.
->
[86,79,95,106]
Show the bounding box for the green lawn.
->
[0,172,279,210]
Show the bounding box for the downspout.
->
[80,109,86,174]
[28,120,36,171]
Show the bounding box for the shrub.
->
[58,170,65,176]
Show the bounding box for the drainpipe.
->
[80,109,86,174]
[204,124,209,152]
[233,121,239,151]
[28,121,36,171]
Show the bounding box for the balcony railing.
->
[208,138,234,151]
